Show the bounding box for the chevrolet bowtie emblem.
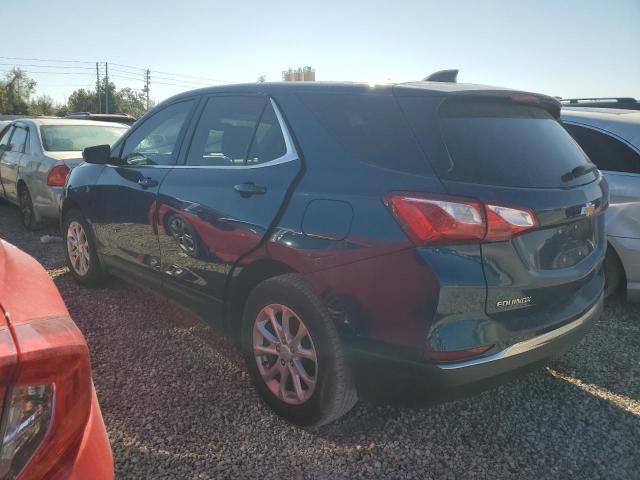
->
[581,203,596,217]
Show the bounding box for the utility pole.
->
[104,62,109,114]
[144,69,150,110]
[96,62,101,113]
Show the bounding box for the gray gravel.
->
[1,202,639,479]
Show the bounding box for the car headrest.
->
[221,126,253,160]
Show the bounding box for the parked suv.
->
[62,81,607,426]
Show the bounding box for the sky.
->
[2,0,639,105]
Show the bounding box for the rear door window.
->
[564,123,640,174]
[9,127,28,153]
[401,97,596,188]
[186,96,266,167]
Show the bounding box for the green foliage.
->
[0,68,152,118]
[0,68,37,114]
[67,82,152,118]
[29,95,57,116]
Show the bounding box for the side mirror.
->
[83,144,111,164]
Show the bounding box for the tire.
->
[604,245,624,298]
[18,185,39,231]
[63,208,106,286]
[241,274,358,428]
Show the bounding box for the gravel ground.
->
[1,202,639,479]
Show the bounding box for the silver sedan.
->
[562,107,640,300]
[0,118,127,229]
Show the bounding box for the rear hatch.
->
[396,89,607,335]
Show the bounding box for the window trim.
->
[8,125,29,154]
[175,97,298,170]
[110,98,199,168]
[563,120,640,173]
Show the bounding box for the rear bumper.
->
[349,294,603,404]
[65,386,113,480]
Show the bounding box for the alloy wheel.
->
[168,216,197,255]
[253,304,318,405]
[67,221,91,276]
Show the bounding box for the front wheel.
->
[241,274,357,428]
[63,208,106,286]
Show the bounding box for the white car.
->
[0,118,127,229]
[562,107,640,300]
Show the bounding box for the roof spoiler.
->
[424,69,458,83]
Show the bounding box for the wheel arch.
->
[225,259,297,343]
[605,239,627,295]
[61,197,80,225]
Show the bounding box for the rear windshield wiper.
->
[561,164,597,182]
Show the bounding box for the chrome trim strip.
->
[436,297,601,370]
[114,98,298,170]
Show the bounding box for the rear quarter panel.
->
[603,171,640,239]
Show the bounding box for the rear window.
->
[299,93,430,175]
[41,125,126,152]
[403,97,596,188]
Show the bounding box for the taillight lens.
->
[4,316,92,479]
[485,204,536,241]
[46,164,70,187]
[385,195,485,245]
[0,385,53,479]
[385,194,537,245]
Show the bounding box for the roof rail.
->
[423,69,458,83]
[560,97,640,111]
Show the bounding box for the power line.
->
[0,63,95,70]
[0,69,94,76]
[0,56,94,64]
[149,69,228,83]
[109,73,146,82]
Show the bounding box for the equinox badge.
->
[496,296,533,309]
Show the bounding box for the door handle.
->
[234,182,267,197]
[138,177,158,189]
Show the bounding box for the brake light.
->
[385,194,537,245]
[46,164,70,187]
[0,316,92,479]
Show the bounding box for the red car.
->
[0,240,113,480]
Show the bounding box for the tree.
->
[257,75,266,83]
[114,87,149,117]
[67,88,96,114]
[0,68,37,114]
[29,95,56,116]
[67,82,151,117]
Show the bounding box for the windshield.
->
[41,125,126,152]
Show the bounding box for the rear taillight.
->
[385,194,537,245]
[0,385,53,478]
[0,316,91,479]
[46,164,70,187]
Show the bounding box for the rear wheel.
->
[18,185,38,231]
[241,274,357,427]
[604,245,625,298]
[63,208,106,286]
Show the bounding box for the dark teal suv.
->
[62,81,606,426]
